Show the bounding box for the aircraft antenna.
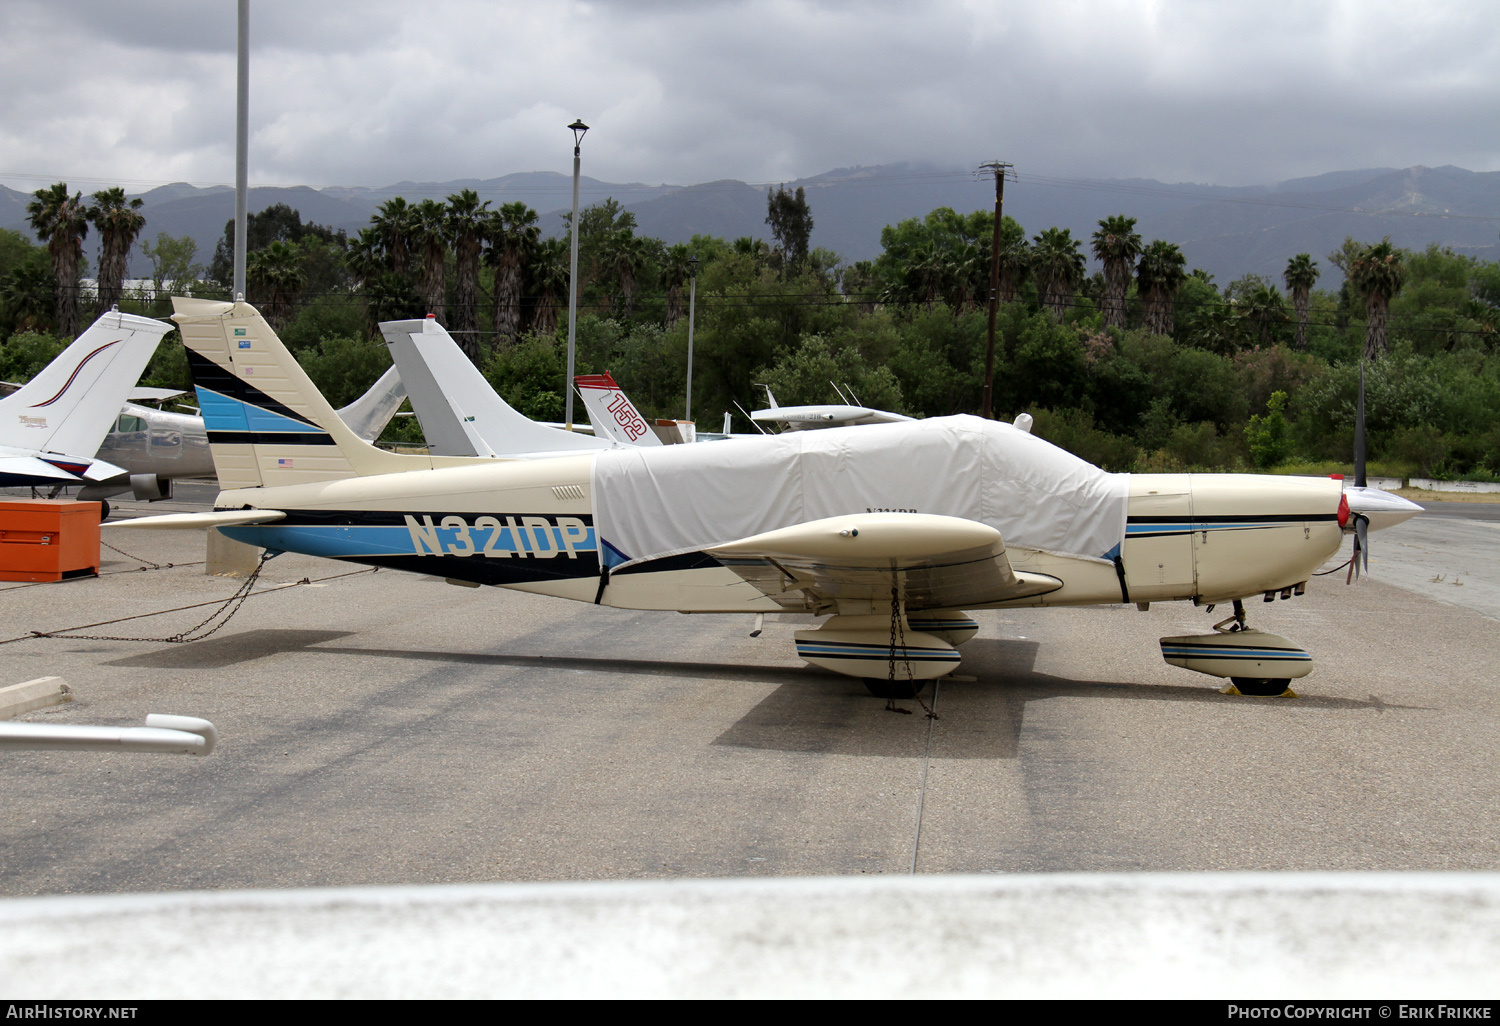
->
[734,399,770,434]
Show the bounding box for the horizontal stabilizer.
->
[111,509,287,530]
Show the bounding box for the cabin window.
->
[116,414,146,433]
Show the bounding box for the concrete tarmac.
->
[2,493,1498,896]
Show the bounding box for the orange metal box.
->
[0,500,102,582]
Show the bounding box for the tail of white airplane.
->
[574,373,662,447]
[172,298,473,492]
[335,363,406,442]
[379,316,609,458]
[0,309,171,459]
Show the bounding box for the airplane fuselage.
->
[215,455,1345,615]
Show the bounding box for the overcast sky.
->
[2,0,1497,195]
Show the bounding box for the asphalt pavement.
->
[1,488,1498,896]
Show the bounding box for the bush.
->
[1246,391,1295,468]
[1029,407,1138,472]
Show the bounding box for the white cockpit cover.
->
[591,414,1128,569]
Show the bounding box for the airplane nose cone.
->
[1344,486,1424,531]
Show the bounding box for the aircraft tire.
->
[862,677,928,699]
[1229,676,1292,696]
[98,501,110,522]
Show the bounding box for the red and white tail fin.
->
[0,310,171,459]
[575,373,662,447]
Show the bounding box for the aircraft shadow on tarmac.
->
[110,630,1413,760]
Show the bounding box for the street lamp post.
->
[685,254,699,422]
[564,119,588,431]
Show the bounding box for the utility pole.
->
[977,161,1012,420]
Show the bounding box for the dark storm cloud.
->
[1,0,1496,192]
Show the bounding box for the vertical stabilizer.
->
[575,372,661,447]
[335,363,406,441]
[0,310,171,458]
[173,298,473,490]
[379,316,610,458]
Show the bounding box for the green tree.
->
[1136,239,1187,336]
[140,233,201,300]
[86,188,147,316]
[1283,253,1320,351]
[1347,238,1407,360]
[410,199,449,323]
[1238,282,1290,347]
[1245,390,1294,467]
[246,239,306,331]
[765,185,814,269]
[371,197,416,279]
[25,183,89,337]
[486,201,539,345]
[528,237,571,336]
[1091,215,1142,329]
[0,261,56,335]
[446,189,491,353]
[1031,227,1085,322]
[661,243,695,325]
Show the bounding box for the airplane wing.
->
[110,509,287,530]
[128,387,189,403]
[703,512,1061,613]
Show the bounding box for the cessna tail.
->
[379,315,609,459]
[123,298,1423,698]
[0,310,172,487]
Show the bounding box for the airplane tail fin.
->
[380,315,608,458]
[0,309,171,458]
[172,298,464,491]
[575,372,661,447]
[335,363,406,441]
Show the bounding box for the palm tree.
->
[600,231,653,318]
[346,227,386,291]
[1347,238,1407,361]
[1,263,57,333]
[1031,227,1085,321]
[410,199,448,323]
[1136,240,1187,336]
[950,240,987,314]
[529,237,571,336]
[1239,283,1290,347]
[486,202,540,345]
[445,189,491,355]
[1090,215,1142,329]
[246,240,305,331]
[86,188,147,316]
[1282,254,1319,351]
[372,197,415,280]
[997,219,1029,304]
[25,183,89,337]
[661,243,694,324]
[363,271,424,336]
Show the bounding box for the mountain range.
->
[3,163,1497,287]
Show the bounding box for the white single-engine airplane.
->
[121,298,1421,698]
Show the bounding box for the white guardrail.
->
[3,873,1499,998]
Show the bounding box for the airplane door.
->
[1123,483,1195,600]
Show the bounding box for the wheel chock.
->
[1218,682,1298,698]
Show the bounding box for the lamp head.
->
[569,119,589,153]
